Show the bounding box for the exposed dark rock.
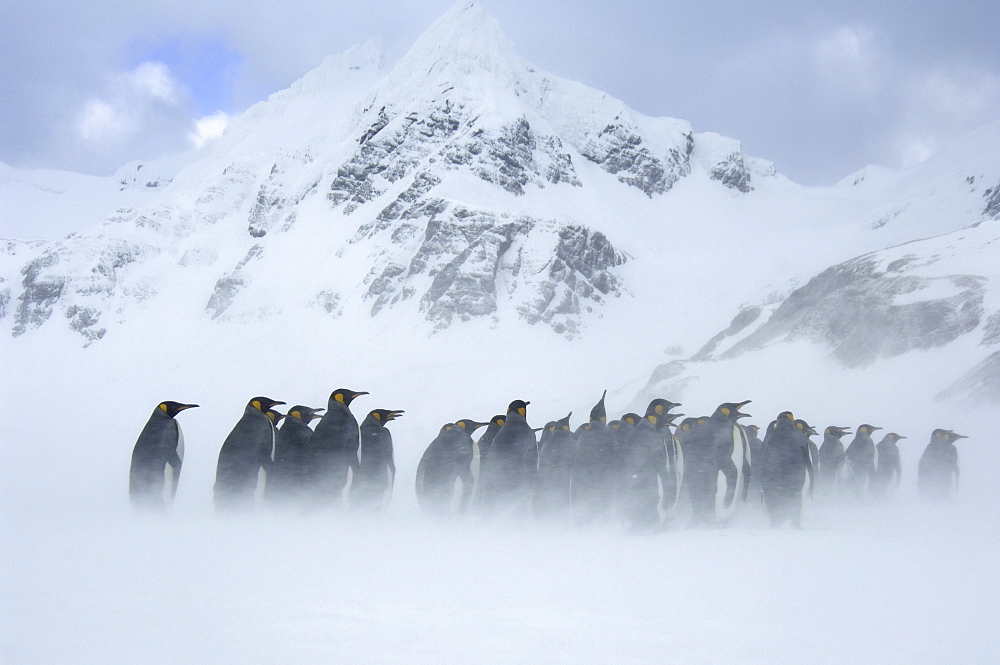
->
[723,254,985,367]
[13,250,65,336]
[692,306,762,360]
[65,305,105,343]
[578,121,690,196]
[982,311,1000,345]
[710,152,754,193]
[312,290,343,316]
[984,182,1000,219]
[518,225,627,335]
[206,245,264,320]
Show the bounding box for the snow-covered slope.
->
[2,3,999,662]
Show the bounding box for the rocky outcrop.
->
[578,121,692,197]
[710,152,754,193]
[720,254,984,367]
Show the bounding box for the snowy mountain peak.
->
[401,0,518,77]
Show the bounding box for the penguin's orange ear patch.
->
[252,400,262,411]
[518,407,526,418]
[682,423,690,431]
[334,393,345,405]
[291,411,301,420]
[647,414,657,425]
[655,404,664,415]
[159,403,168,413]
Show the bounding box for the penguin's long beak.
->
[387,410,405,421]
[179,404,199,411]
[951,433,969,440]
[352,392,369,400]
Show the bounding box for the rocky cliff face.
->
[0,2,772,345]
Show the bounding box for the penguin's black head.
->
[620,412,641,428]
[858,424,881,436]
[157,401,199,418]
[507,400,529,418]
[440,422,457,433]
[557,412,572,431]
[455,418,486,433]
[288,406,324,423]
[715,400,751,421]
[330,389,368,406]
[266,409,285,425]
[489,415,506,428]
[589,390,608,423]
[250,397,285,413]
[371,409,404,424]
[794,419,816,437]
[676,417,702,435]
[646,398,681,418]
[746,424,759,435]
[881,432,905,443]
[608,419,620,431]
[825,426,851,438]
[776,411,795,422]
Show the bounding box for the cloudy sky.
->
[2,0,998,184]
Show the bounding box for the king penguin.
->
[683,401,752,527]
[350,409,404,514]
[305,388,368,509]
[478,400,536,516]
[872,432,906,500]
[618,410,674,531]
[758,413,814,528]
[816,426,851,497]
[533,413,576,521]
[129,401,198,510]
[842,424,881,501]
[645,399,684,519]
[918,429,966,500]
[570,391,619,523]
[266,405,324,505]
[416,419,487,517]
[214,397,285,512]
[473,414,506,482]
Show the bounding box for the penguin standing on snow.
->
[350,409,404,514]
[816,426,851,497]
[618,410,674,531]
[683,401,752,527]
[842,424,881,501]
[266,405,324,505]
[758,414,815,528]
[416,419,487,517]
[570,391,620,522]
[305,388,368,508]
[918,429,966,500]
[129,401,198,510]
[744,424,764,504]
[214,397,285,512]
[473,414,506,482]
[478,400,536,515]
[872,432,907,500]
[645,399,684,518]
[533,413,576,520]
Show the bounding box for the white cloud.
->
[127,61,178,103]
[77,99,123,142]
[191,111,230,148]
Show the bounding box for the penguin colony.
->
[129,392,969,527]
